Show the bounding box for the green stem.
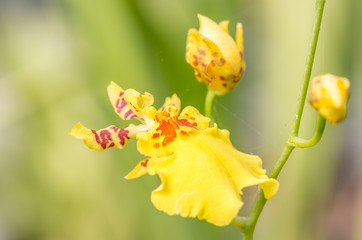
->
[289,114,326,148]
[292,0,326,137]
[235,0,326,238]
[245,144,294,232]
[242,232,253,240]
[205,89,217,119]
[240,144,295,239]
[230,216,248,232]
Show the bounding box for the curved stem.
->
[289,114,326,148]
[230,216,248,232]
[205,89,217,119]
[234,0,326,238]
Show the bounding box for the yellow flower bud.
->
[186,14,245,96]
[308,74,350,124]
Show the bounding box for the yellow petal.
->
[107,82,137,120]
[137,130,174,158]
[308,74,350,124]
[198,14,241,73]
[107,82,156,122]
[146,125,278,226]
[185,29,214,82]
[160,94,181,113]
[178,106,210,131]
[68,122,137,151]
[236,23,244,53]
[125,159,149,179]
[137,105,180,158]
[219,20,229,33]
[236,22,245,71]
[124,89,156,119]
[137,105,211,158]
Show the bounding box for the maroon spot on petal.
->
[124,109,134,119]
[115,98,128,114]
[152,133,160,139]
[239,51,244,58]
[97,129,113,149]
[201,63,207,69]
[222,83,227,87]
[141,159,149,167]
[211,60,216,66]
[198,49,206,56]
[109,126,130,146]
[180,130,188,136]
[219,58,226,65]
[178,119,197,128]
[212,52,218,57]
[117,128,130,146]
[193,55,199,66]
[219,76,225,81]
[110,126,118,133]
[92,130,101,144]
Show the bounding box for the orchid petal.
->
[69,122,136,151]
[147,125,278,226]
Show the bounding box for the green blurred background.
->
[0,0,361,239]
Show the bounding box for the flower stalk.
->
[205,89,217,119]
[231,0,327,238]
[291,0,326,137]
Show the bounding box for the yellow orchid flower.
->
[308,74,350,124]
[186,14,245,96]
[69,82,278,226]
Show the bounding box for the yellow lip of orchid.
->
[308,74,350,124]
[186,14,245,96]
[69,82,278,226]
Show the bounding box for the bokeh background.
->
[1,0,361,239]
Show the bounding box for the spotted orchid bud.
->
[308,74,350,124]
[186,14,245,96]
